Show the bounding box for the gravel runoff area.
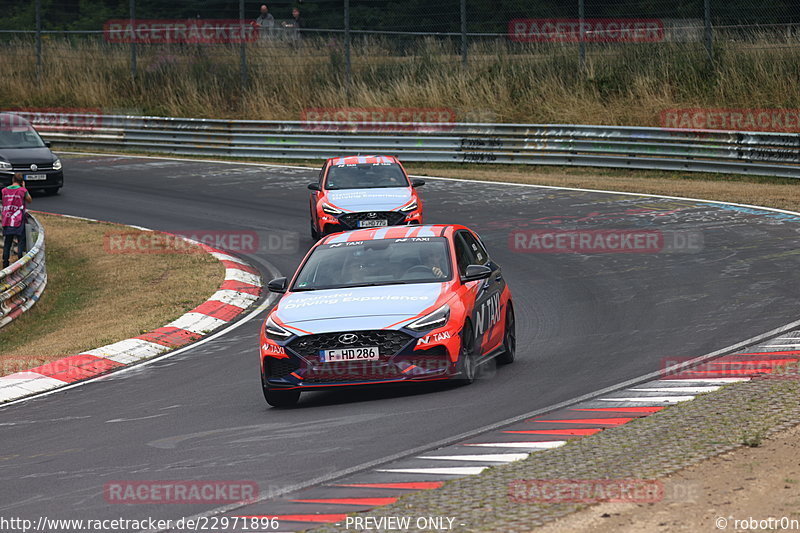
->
[310,365,800,532]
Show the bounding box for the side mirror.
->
[267,277,288,293]
[411,178,425,188]
[44,141,52,148]
[307,183,321,191]
[462,264,492,282]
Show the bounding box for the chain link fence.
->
[2,1,800,123]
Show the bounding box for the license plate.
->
[321,346,380,362]
[24,174,47,181]
[358,219,388,228]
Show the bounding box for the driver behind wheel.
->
[419,246,447,279]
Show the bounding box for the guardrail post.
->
[704,0,714,64]
[345,0,352,97]
[578,0,586,72]
[239,0,248,95]
[460,0,468,68]
[129,0,137,79]
[35,0,42,79]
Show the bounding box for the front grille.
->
[12,164,53,171]
[338,211,407,230]
[265,357,299,378]
[288,330,413,361]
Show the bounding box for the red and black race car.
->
[307,155,425,239]
[259,224,515,407]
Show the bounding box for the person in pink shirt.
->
[2,173,33,268]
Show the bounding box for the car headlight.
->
[0,161,11,171]
[322,202,343,215]
[399,200,418,213]
[53,158,62,170]
[407,304,450,332]
[265,316,293,340]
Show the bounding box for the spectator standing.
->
[282,7,306,41]
[2,173,32,269]
[290,7,305,29]
[254,5,275,40]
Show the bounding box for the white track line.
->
[629,386,720,393]
[417,454,529,463]
[761,344,800,348]
[600,396,696,403]
[377,467,488,476]
[463,441,567,449]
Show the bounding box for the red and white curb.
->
[0,219,263,404]
[212,330,800,531]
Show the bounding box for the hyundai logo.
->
[338,333,359,344]
[367,212,377,218]
[30,164,38,172]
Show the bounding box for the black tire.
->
[261,370,300,407]
[496,305,516,365]
[310,220,320,240]
[455,322,477,385]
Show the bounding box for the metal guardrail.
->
[0,214,47,330]
[16,112,800,178]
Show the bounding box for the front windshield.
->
[293,237,452,291]
[0,122,46,149]
[325,162,409,190]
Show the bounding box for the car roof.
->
[326,155,399,166]
[320,224,470,245]
[0,112,34,130]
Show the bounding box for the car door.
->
[455,230,504,355]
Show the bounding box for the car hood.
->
[275,283,447,334]
[0,147,56,165]
[326,187,412,212]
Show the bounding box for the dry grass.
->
[2,35,800,124]
[0,213,224,376]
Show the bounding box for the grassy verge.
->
[2,35,800,124]
[0,213,223,376]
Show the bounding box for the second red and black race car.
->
[307,155,425,239]
[259,224,515,407]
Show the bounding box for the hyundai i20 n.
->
[307,155,424,239]
[259,224,515,407]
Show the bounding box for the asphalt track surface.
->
[1,154,799,524]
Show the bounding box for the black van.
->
[0,113,63,195]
